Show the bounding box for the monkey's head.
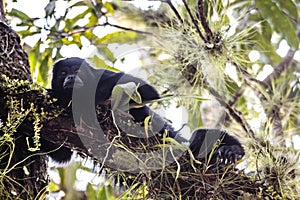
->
[51,57,86,106]
[52,57,85,90]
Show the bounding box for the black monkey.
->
[45,57,161,163]
[51,57,160,107]
[47,57,244,165]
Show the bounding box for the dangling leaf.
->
[10,8,32,22]
[104,2,115,15]
[97,31,145,44]
[255,0,299,49]
[97,45,117,63]
[111,82,142,110]
[276,0,298,19]
[86,183,97,200]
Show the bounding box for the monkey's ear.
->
[111,82,141,110]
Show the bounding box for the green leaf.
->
[38,51,52,85]
[86,183,97,200]
[61,34,82,47]
[48,182,60,193]
[70,0,87,7]
[276,0,298,19]
[117,183,140,199]
[89,56,118,72]
[220,14,230,26]
[224,74,239,95]
[67,8,90,27]
[18,30,38,37]
[90,56,108,68]
[10,8,33,24]
[28,41,41,75]
[111,82,141,110]
[254,32,282,63]
[215,0,224,15]
[97,185,114,200]
[97,31,144,44]
[73,34,82,48]
[73,8,90,23]
[83,30,97,41]
[97,45,117,63]
[255,0,299,49]
[261,21,272,42]
[87,11,98,27]
[104,2,115,15]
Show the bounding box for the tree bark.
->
[0,22,48,199]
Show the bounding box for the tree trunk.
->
[0,20,48,199]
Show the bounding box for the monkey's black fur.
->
[51,57,160,107]
[45,57,244,165]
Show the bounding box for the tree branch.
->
[208,86,256,139]
[197,0,212,39]
[104,22,153,35]
[217,48,296,129]
[214,49,296,149]
[164,0,184,24]
[182,0,206,42]
[48,22,153,39]
[263,49,296,88]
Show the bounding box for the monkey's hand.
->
[215,145,244,165]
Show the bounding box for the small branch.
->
[182,0,206,42]
[104,22,153,35]
[90,0,104,19]
[164,0,184,24]
[237,4,255,31]
[208,86,256,139]
[263,49,296,88]
[197,0,213,39]
[225,48,295,115]
[49,22,153,38]
[217,27,297,120]
[237,66,269,102]
[228,85,245,107]
[219,49,295,140]
[215,83,246,127]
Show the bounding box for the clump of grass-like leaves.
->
[0,75,61,199]
[152,2,254,97]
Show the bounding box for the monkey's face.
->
[52,58,84,92]
[61,66,84,90]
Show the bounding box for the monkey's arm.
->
[96,71,160,104]
[40,138,73,163]
[189,129,244,165]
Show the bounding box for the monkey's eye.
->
[74,69,80,74]
[60,71,67,76]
